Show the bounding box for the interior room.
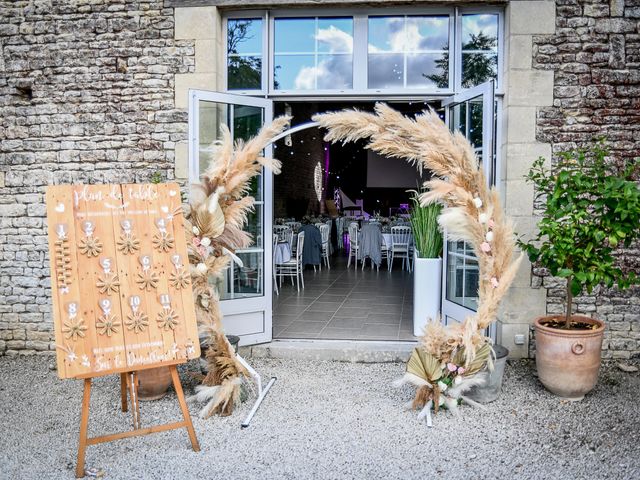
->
[271,100,442,341]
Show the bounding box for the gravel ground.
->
[1,355,638,480]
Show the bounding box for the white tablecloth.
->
[382,233,414,248]
[274,242,291,264]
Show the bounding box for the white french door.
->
[188,90,274,346]
[441,80,496,340]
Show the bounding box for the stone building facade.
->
[532,0,640,359]
[0,0,638,358]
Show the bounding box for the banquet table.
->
[274,241,291,264]
[382,233,414,248]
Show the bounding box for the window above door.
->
[224,7,503,96]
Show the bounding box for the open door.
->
[188,90,274,346]
[441,80,496,340]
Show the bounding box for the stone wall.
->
[0,0,195,355]
[532,0,640,359]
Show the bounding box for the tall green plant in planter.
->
[519,142,640,399]
[409,191,443,336]
[409,191,443,259]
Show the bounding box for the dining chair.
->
[347,222,360,269]
[319,223,331,269]
[276,231,305,292]
[274,225,291,243]
[389,225,412,272]
[272,233,279,296]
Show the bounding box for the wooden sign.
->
[46,183,201,379]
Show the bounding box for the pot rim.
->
[534,314,605,338]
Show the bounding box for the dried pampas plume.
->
[184,115,290,417]
[314,104,522,383]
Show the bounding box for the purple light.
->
[323,141,330,203]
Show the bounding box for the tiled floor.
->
[273,253,417,341]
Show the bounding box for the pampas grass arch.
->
[188,103,521,419]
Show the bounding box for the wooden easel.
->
[75,364,200,478]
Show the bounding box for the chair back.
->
[319,224,330,244]
[285,221,301,232]
[296,232,305,261]
[391,225,412,247]
[348,222,359,247]
[274,225,292,244]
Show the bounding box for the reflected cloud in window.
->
[274,17,353,90]
[368,16,449,90]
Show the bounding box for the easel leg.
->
[128,372,141,430]
[169,365,200,452]
[120,373,128,412]
[76,378,92,479]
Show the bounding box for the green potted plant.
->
[409,191,443,336]
[520,142,640,400]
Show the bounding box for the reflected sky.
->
[229,14,498,91]
[462,14,498,50]
[368,16,449,52]
[274,17,353,90]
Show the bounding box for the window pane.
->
[462,52,497,88]
[275,18,316,53]
[469,99,484,149]
[317,17,353,53]
[227,19,262,55]
[368,16,404,53]
[274,54,316,90]
[227,55,261,90]
[368,53,403,89]
[198,101,226,176]
[406,16,449,51]
[462,14,498,52]
[368,15,451,89]
[317,54,352,89]
[406,53,448,88]
[221,250,264,299]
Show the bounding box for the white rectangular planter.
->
[413,254,443,336]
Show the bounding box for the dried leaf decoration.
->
[96,273,120,295]
[406,347,441,385]
[152,232,175,253]
[117,233,140,255]
[157,309,178,331]
[78,236,103,257]
[96,315,121,337]
[125,312,149,334]
[136,271,159,291]
[62,318,87,341]
[169,270,191,290]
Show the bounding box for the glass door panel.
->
[441,81,495,339]
[189,90,273,345]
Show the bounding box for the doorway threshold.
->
[239,338,416,363]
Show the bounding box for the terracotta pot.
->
[137,367,172,401]
[534,315,605,400]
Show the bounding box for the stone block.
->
[175,142,189,179]
[497,321,531,359]
[195,39,219,74]
[509,1,556,35]
[174,73,218,109]
[175,6,219,40]
[508,35,533,70]
[504,142,551,179]
[507,70,554,107]
[505,179,535,216]
[610,0,625,17]
[505,107,538,143]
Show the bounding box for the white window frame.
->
[222,6,504,98]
